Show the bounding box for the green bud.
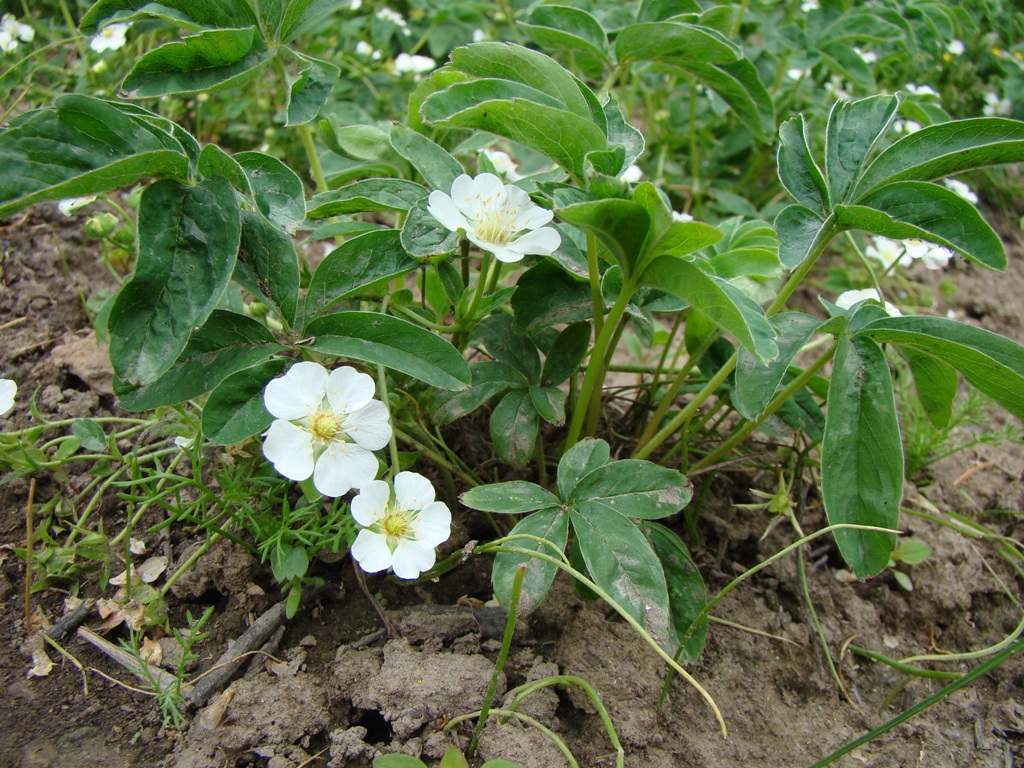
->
[112,225,135,247]
[84,212,118,238]
[246,301,270,317]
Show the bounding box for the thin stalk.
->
[797,546,850,700]
[565,284,636,449]
[689,78,701,218]
[584,308,630,435]
[586,232,604,339]
[376,364,401,480]
[453,252,493,351]
[467,564,526,758]
[446,709,578,767]
[635,331,717,447]
[846,646,961,680]
[298,123,328,194]
[689,344,837,472]
[24,479,36,628]
[393,426,482,488]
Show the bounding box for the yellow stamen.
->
[310,411,340,441]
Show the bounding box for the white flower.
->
[864,236,912,269]
[472,28,488,43]
[58,195,96,216]
[904,83,939,98]
[943,178,978,204]
[376,7,411,34]
[90,23,129,53]
[262,362,392,497]
[1,15,33,53]
[0,378,16,416]
[620,164,643,183]
[946,39,965,56]
[786,67,811,81]
[356,40,373,56]
[427,173,561,263]
[672,210,694,223]
[835,288,902,317]
[350,472,452,579]
[983,92,1011,117]
[800,0,819,11]
[394,52,436,74]
[855,47,877,64]
[174,435,196,450]
[894,119,922,135]
[349,0,362,9]
[903,238,952,270]
[481,148,521,181]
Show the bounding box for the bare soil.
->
[1,203,1023,768]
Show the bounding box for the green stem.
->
[688,344,837,472]
[446,709,578,767]
[375,364,401,480]
[453,252,493,351]
[298,122,328,194]
[846,646,962,680]
[635,330,717,447]
[586,232,604,340]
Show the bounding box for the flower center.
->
[310,410,341,441]
[381,507,414,541]
[473,204,517,245]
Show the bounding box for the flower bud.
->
[85,212,118,238]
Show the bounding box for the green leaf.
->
[279,0,351,43]
[852,117,1024,200]
[834,182,1005,270]
[604,96,645,170]
[570,504,673,650]
[825,95,899,204]
[642,521,707,662]
[521,6,611,68]
[202,358,287,445]
[569,460,692,519]
[72,419,107,452]
[461,481,560,514]
[438,746,470,768]
[431,361,525,426]
[307,179,428,217]
[109,178,241,386]
[235,210,301,326]
[557,199,651,278]
[859,315,1024,421]
[122,27,274,98]
[822,335,902,577]
[557,438,611,500]
[490,390,539,467]
[777,116,830,216]
[541,321,591,385]
[80,0,258,34]
[234,151,305,233]
[401,198,462,258]
[819,42,875,91]
[681,58,776,142]
[283,51,339,126]
[640,256,777,363]
[198,143,250,192]
[528,385,566,425]
[422,92,608,182]
[900,348,957,429]
[474,314,542,383]
[0,96,190,218]
[774,205,831,270]
[615,21,740,65]
[389,123,463,192]
[303,230,418,322]
[818,9,905,45]
[115,310,284,410]
[492,506,569,614]
[304,312,470,390]
[734,313,826,420]
[448,42,601,123]
[511,261,593,333]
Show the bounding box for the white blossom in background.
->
[836,288,902,317]
[351,472,452,579]
[262,362,392,497]
[472,29,488,43]
[855,47,877,64]
[983,92,1012,117]
[0,14,34,54]
[481,148,521,181]
[90,23,130,53]
[943,178,978,204]
[58,196,97,216]
[427,173,561,263]
[355,41,381,60]
[620,164,643,183]
[672,210,694,223]
[376,7,411,35]
[0,379,16,416]
[946,39,965,56]
[893,119,922,135]
[349,0,362,9]
[904,83,939,98]
[904,239,952,270]
[864,236,913,269]
[800,0,819,11]
[825,75,851,101]
[394,52,436,75]
[786,67,811,81]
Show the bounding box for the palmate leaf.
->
[490,389,540,467]
[521,5,611,70]
[307,179,428,217]
[234,210,301,326]
[824,95,899,204]
[234,151,305,233]
[278,0,353,44]
[642,522,707,662]
[79,0,258,34]
[492,506,569,613]
[389,123,463,192]
[283,50,339,126]
[0,96,190,218]
[777,116,830,217]
[461,481,560,515]
[569,460,692,519]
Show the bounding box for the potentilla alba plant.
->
[350,472,452,579]
[0,379,16,416]
[90,22,129,53]
[427,173,560,263]
[262,362,392,497]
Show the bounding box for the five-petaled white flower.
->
[427,173,561,263]
[0,378,16,416]
[394,52,436,74]
[1,14,34,53]
[350,472,452,579]
[942,178,978,204]
[90,23,129,53]
[864,236,913,269]
[836,289,902,317]
[58,196,96,217]
[262,362,392,497]
[903,238,952,270]
[481,148,522,181]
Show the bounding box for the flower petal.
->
[505,187,553,230]
[326,366,375,414]
[313,442,380,496]
[351,480,391,527]
[470,173,507,216]
[449,174,478,219]
[264,362,328,420]
[391,538,438,579]
[263,420,315,481]
[505,226,561,257]
[427,191,469,233]
[393,471,435,510]
[351,530,394,573]
[343,399,392,451]
[0,378,16,416]
[412,502,452,548]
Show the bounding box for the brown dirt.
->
[1,203,1023,768]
